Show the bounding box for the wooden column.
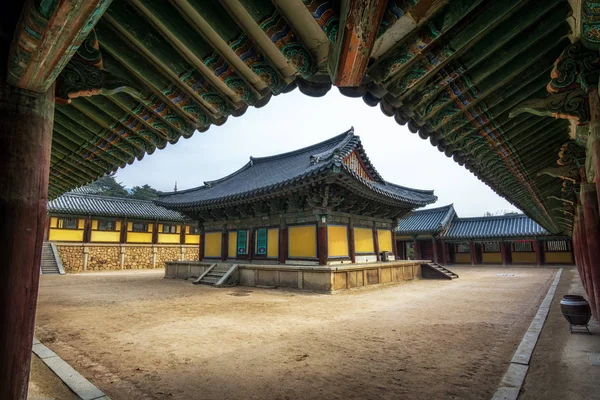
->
[582,183,600,321]
[152,221,158,244]
[500,241,507,266]
[83,217,92,243]
[120,219,127,243]
[534,240,544,266]
[198,231,205,261]
[469,242,477,266]
[278,226,287,264]
[588,90,600,209]
[573,209,588,296]
[432,239,439,263]
[413,239,421,260]
[372,225,380,261]
[391,229,398,259]
[221,226,228,262]
[318,225,328,266]
[0,80,55,399]
[180,225,185,244]
[348,218,356,263]
[577,205,594,316]
[248,228,255,262]
[441,240,448,265]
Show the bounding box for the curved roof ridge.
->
[456,214,527,221]
[60,193,158,204]
[383,181,435,195]
[251,128,354,163]
[406,203,454,213]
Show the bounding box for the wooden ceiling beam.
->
[7,0,113,92]
[329,0,387,87]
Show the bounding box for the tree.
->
[88,174,129,197]
[130,184,161,200]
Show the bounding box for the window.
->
[455,243,470,253]
[162,224,177,233]
[237,230,248,255]
[513,241,533,252]
[98,220,115,231]
[189,225,200,234]
[483,242,500,252]
[132,222,148,232]
[59,218,77,229]
[255,228,267,256]
[546,241,569,252]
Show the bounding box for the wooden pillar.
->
[432,239,439,263]
[318,225,328,265]
[248,228,255,262]
[152,221,158,244]
[120,219,127,243]
[577,205,594,316]
[441,240,447,265]
[372,225,380,261]
[83,217,92,243]
[573,210,588,295]
[180,224,185,244]
[413,239,421,260]
[221,225,228,262]
[469,242,477,266]
[198,230,205,261]
[588,90,600,209]
[582,183,600,321]
[348,218,356,263]
[0,80,55,399]
[391,229,398,259]
[534,240,544,266]
[279,225,287,264]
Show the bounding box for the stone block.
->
[366,269,379,285]
[380,267,391,283]
[257,270,278,287]
[302,271,331,292]
[239,269,255,286]
[334,272,347,291]
[279,271,298,288]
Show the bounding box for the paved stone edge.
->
[491,268,563,400]
[32,339,110,400]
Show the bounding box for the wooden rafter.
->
[330,0,387,87]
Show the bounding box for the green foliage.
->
[130,184,161,200]
[88,174,129,197]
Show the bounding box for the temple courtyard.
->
[32,267,596,400]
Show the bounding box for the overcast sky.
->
[115,89,519,217]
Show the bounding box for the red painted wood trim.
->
[534,240,544,266]
[248,229,255,262]
[317,226,328,265]
[120,219,127,243]
[0,83,54,399]
[372,227,380,261]
[348,220,356,263]
[391,230,398,258]
[180,225,185,244]
[334,0,387,86]
[441,240,447,265]
[199,232,205,261]
[431,239,439,263]
[83,217,92,243]
[582,183,600,321]
[279,228,287,264]
[469,242,477,265]
[221,229,228,261]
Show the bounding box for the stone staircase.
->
[422,263,459,280]
[40,242,62,275]
[193,263,238,286]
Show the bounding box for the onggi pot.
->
[560,295,591,327]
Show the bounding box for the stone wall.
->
[54,244,198,272]
[57,245,83,272]
[87,246,120,271]
[183,246,199,261]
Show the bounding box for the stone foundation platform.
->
[165,261,423,293]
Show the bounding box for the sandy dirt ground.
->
[28,353,78,400]
[34,267,557,400]
[520,268,600,400]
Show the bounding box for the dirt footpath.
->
[35,267,556,400]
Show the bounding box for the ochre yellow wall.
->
[116,221,121,231]
[327,225,348,257]
[90,231,120,243]
[377,230,393,252]
[545,252,573,264]
[204,232,222,258]
[50,217,58,228]
[77,219,85,229]
[49,229,83,242]
[158,233,180,244]
[512,252,536,264]
[92,220,99,230]
[228,231,237,258]
[185,234,200,245]
[354,227,374,253]
[288,225,316,258]
[482,252,501,264]
[455,253,470,264]
[127,232,152,243]
[267,228,279,258]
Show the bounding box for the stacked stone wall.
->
[183,246,199,261]
[88,246,120,271]
[57,245,83,272]
[156,246,180,268]
[123,246,153,269]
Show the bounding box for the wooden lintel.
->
[8,0,113,93]
[331,0,387,87]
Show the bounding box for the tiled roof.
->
[156,129,437,209]
[396,205,456,235]
[442,214,549,240]
[48,193,184,222]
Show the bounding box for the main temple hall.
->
[156,128,437,265]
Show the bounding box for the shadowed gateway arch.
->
[2,1,600,399]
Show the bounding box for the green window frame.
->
[256,228,267,256]
[237,230,248,255]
